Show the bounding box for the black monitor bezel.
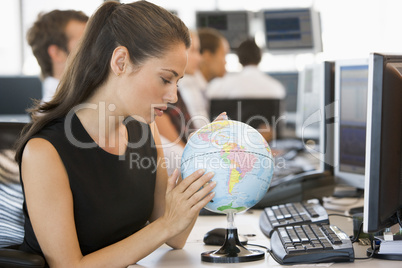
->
[363,53,402,234]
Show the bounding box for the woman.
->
[15,1,216,267]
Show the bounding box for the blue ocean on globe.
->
[181,120,274,214]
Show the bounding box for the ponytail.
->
[15,1,190,163]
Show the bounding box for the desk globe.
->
[181,120,274,263]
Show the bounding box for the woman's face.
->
[119,43,188,123]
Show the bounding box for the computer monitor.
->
[363,53,402,240]
[320,61,336,174]
[0,76,42,122]
[262,8,322,53]
[334,59,369,190]
[266,71,298,126]
[295,64,321,141]
[196,11,251,50]
[293,62,335,173]
[209,98,284,139]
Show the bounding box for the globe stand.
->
[201,212,265,263]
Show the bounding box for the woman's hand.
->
[161,168,216,236]
[159,112,225,240]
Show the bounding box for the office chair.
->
[0,76,42,115]
[209,98,285,139]
[0,122,45,268]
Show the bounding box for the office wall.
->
[0,0,102,75]
[0,1,23,75]
[0,0,401,75]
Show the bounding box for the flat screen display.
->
[264,9,315,50]
[338,65,368,175]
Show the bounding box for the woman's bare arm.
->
[149,122,204,248]
[21,137,215,268]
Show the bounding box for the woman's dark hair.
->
[15,0,190,162]
[236,38,261,66]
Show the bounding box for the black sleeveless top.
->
[19,114,157,257]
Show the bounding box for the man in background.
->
[180,27,229,125]
[207,38,286,141]
[0,9,88,249]
[207,38,285,99]
[27,9,88,103]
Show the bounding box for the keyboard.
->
[259,199,329,238]
[270,223,354,264]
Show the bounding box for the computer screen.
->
[209,98,284,139]
[266,71,298,138]
[363,53,402,235]
[334,59,369,190]
[267,72,298,117]
[263,8,322,53]
[196,11,251,50]
[0,76,42,122]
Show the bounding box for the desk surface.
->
[130,199,401,268]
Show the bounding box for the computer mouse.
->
[203,228,248,246]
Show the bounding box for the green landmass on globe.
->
[181,120,274,214]
[217,202,246,213]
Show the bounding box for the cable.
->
[323,196,363,207]
[327,213,364,243]
[350,222,364,243]
[369,238,380,257]
[327,213,353,219]
[326,216,380,260]
[248,245,291,264]
[354,256,372,260]
[246,243,269,251]
[265,247,285,264]
[351,237,378,260]
[247,243,286,264]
